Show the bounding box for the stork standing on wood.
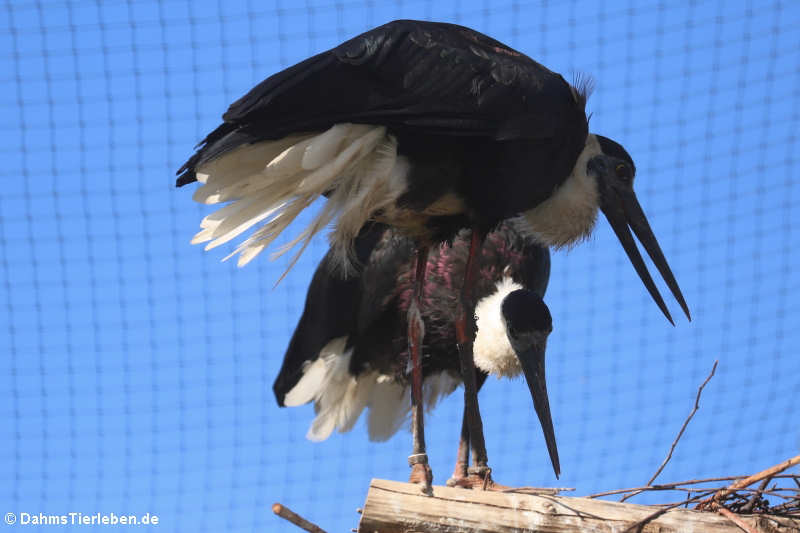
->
[177,19,690,491]
[273,221,559,488]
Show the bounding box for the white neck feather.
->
[522,134,602,249]
[473,277,523,378]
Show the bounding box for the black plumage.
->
[274,220,560,483]
[177,19,587,236]
[178,19,690,490]
[275,221,549,398]
[177,19,687,322]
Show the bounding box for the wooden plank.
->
[358,479,800,533]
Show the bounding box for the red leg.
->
[407,246,432,494]
[454,228,505,490]
[447,372,488,488]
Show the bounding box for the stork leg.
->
[447,371,488,487]
[407,246,433,494]
[454,228,503,489]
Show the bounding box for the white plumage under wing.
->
[283,337,373,442]
[284,336,462,442]
[190,123,406,274]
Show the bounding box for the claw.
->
[409,462,433,495]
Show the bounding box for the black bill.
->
[518,344,560,479]
[602,187,691,325]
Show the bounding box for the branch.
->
[619,359,718,505]
[698,454,800,510]
[621,491,715,533]
[740,477,772,514]
[717,507,759,533]
[272,503,327,533]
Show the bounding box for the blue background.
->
[2,0,798,531]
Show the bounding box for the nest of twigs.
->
[585,464,799,532]
[589,472,800,515]
[581,360,800,532]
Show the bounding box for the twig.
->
[769,499,800,514]
[272,503,327,533]
[718,456,800,495]
[653,489,718,508]
[501,486,575,495]
[591,485,703,498]
[740,477,772,514]
[590,476,800,500]
[590,475,800,499]
[590,477,738,499]
[698,454,800,510]
[717,507,760,533]
[647,359,717,487]
[620,360,717,504]
[621,491,712,533]
[758,490,797,501]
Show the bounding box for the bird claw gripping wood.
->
[408,454,433,495]
[468,466,494,490]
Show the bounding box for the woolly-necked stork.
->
[273,221,559,487]
[177,19,690,489]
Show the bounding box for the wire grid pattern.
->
[1,1,798,531]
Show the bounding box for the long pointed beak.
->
[518,344,560,478]
[601,188,691,324]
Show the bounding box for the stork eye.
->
[615,163,630,179]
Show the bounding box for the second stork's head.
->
[500,288,559,479]
[472,280,559,478]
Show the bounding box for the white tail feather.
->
[366,381,410,441]
[193,134,310,190]
[423,372,460,409]
[199,198,257,228]
[283,337,350,408]
[283,338,376,442]
[301,123,371,170]
[264,137,317,178]
[192,124,405,273]
[283,337,462,443]
[205,198,284,251]
[283,356,332,408]
[365,371,460,441]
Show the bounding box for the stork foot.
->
[455,466,510,491]
[446,463,470,488]
[408,454,433,495]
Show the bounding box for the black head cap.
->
[595,135,635,174]
[501,289,552,336]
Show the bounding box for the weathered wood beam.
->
[358,479,800,533]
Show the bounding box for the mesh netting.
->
[1,1,798,531]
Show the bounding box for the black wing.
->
[272,223,388,406]
[177,19,587,185]
[504,219,551,298]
